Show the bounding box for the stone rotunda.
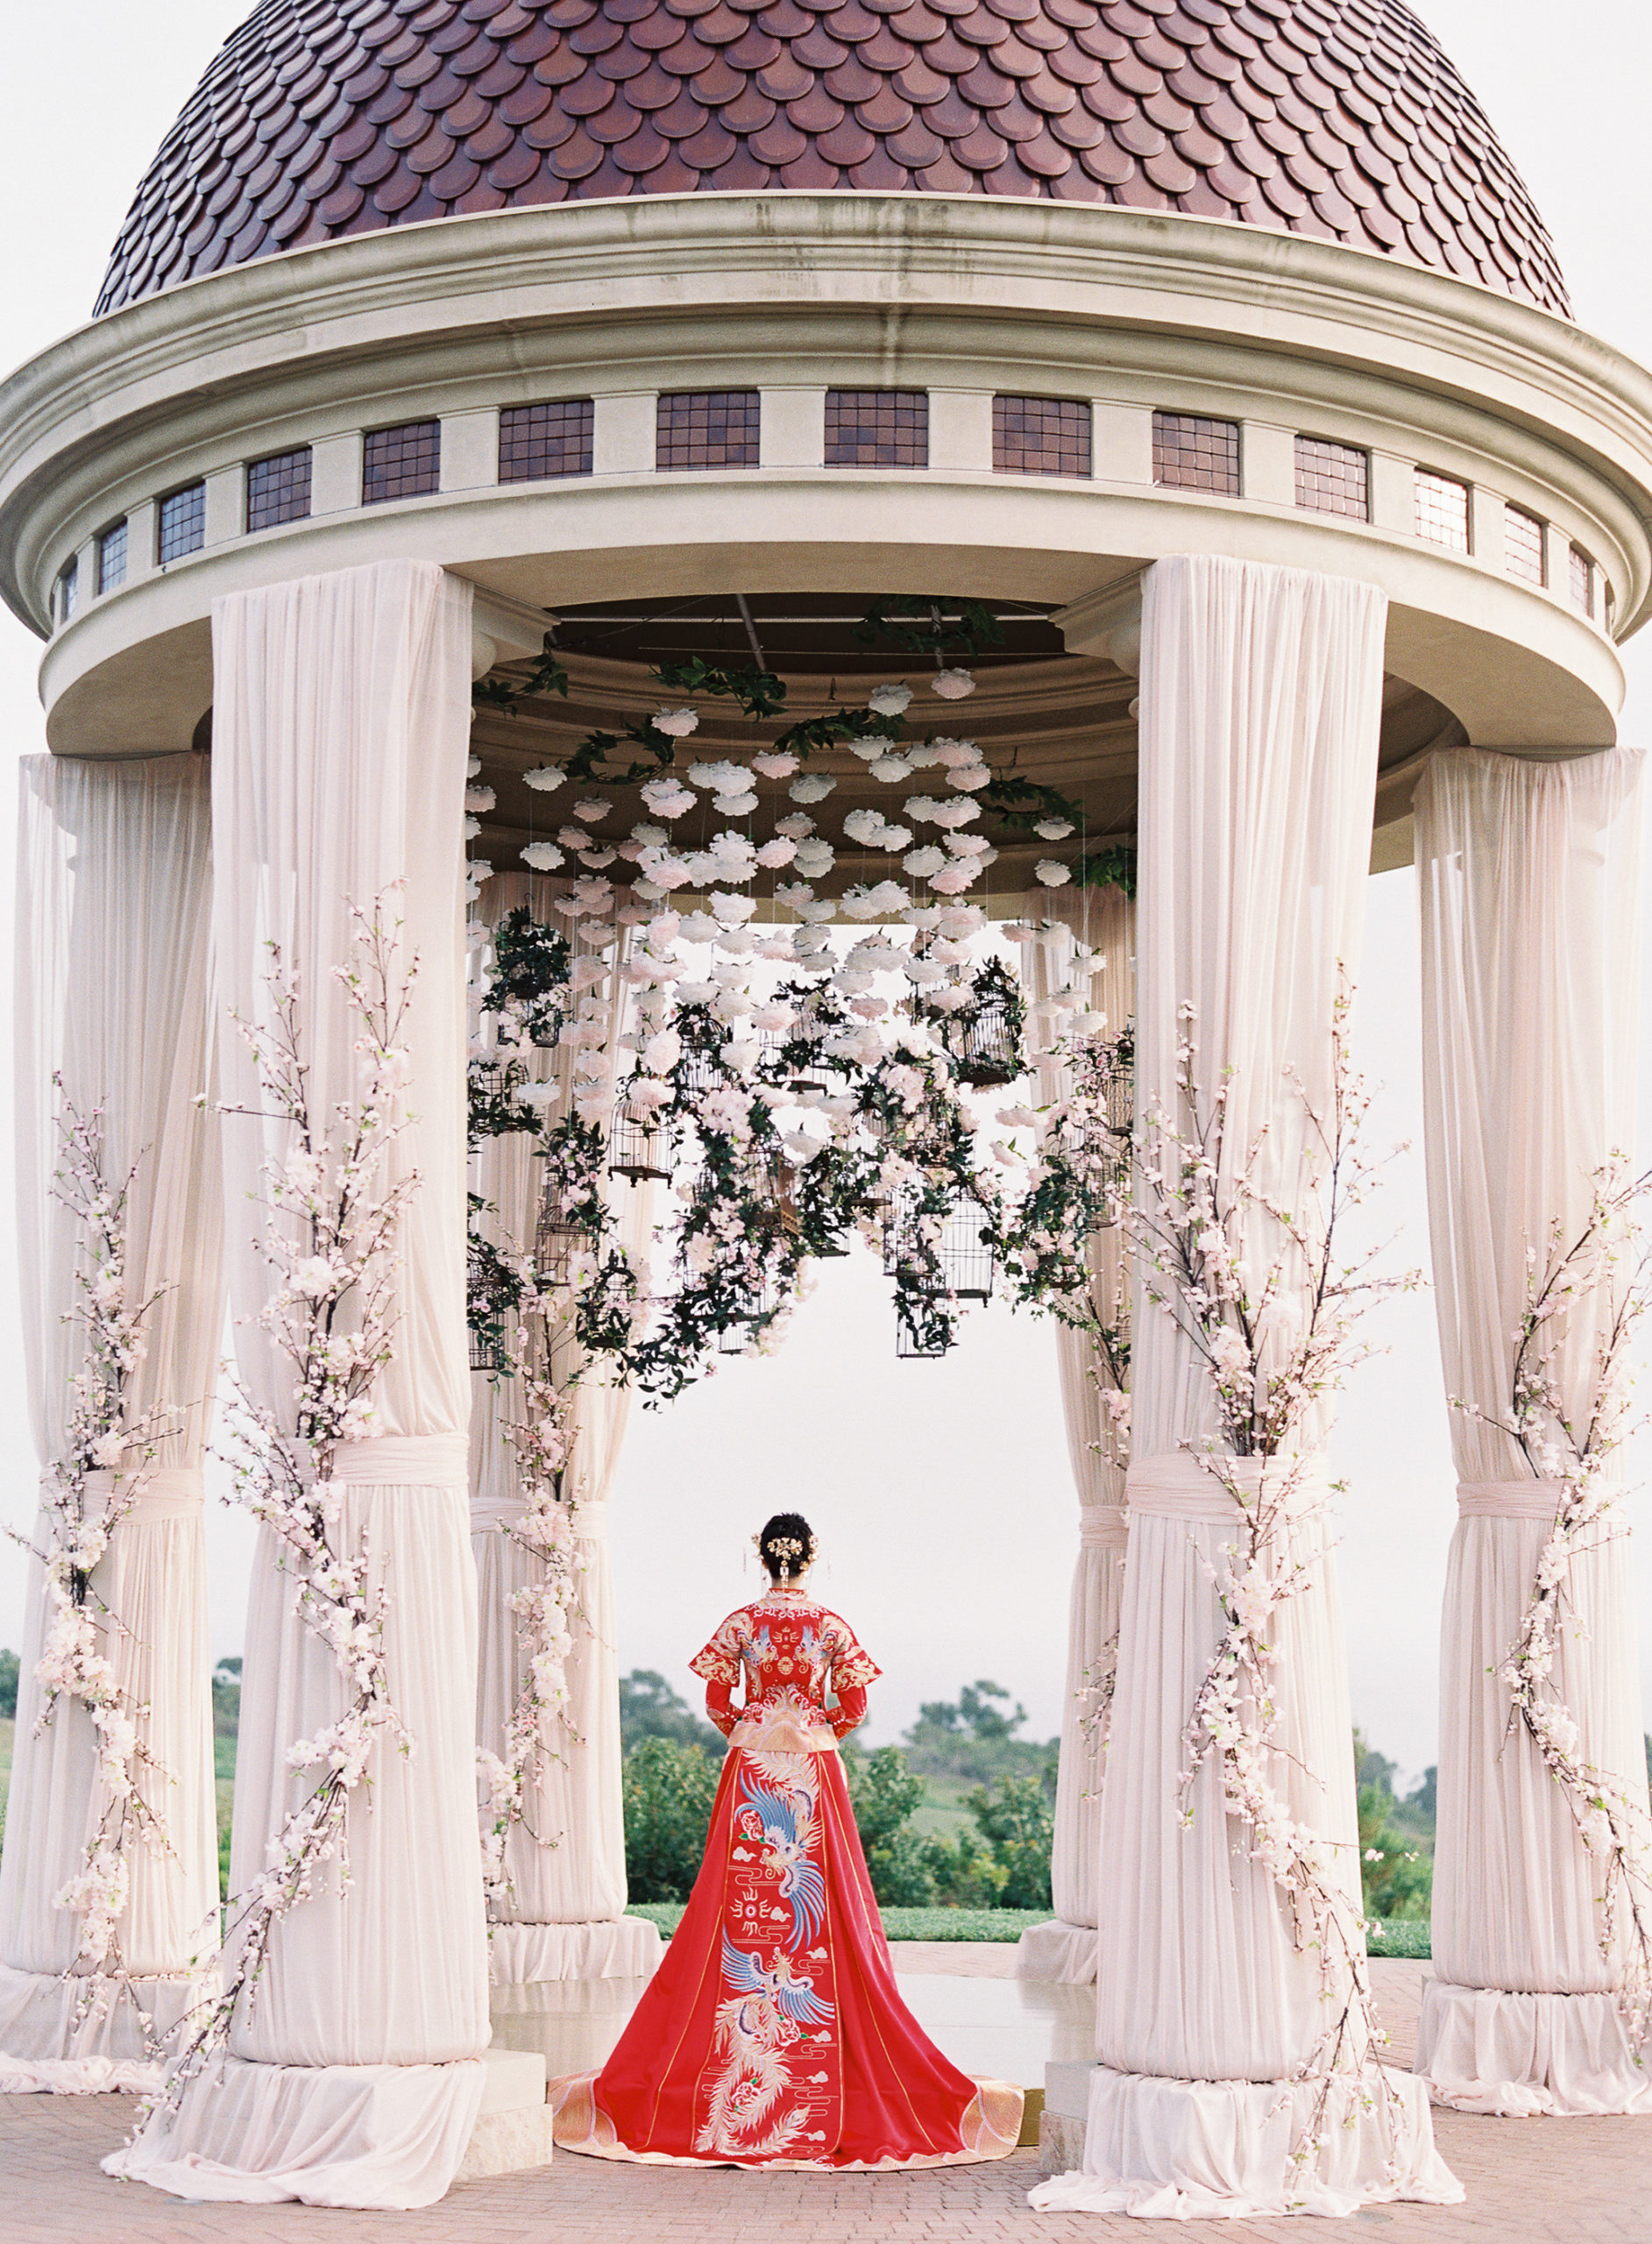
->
[1,0,1650,2212]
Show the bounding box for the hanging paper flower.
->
[868,681,914,717]
[640,777,696,820]
[773,881,815,911]
[710,890,757,924]
[572,798,612,824]
[467,755,482,778]
[632,821,669,847]
[931,668,975,700]
[937,904,988,938]
[947,831,990,856]
[638,849,692,891]
[714,791,760,817]
[464,816,481,841]
[903,796,943,823]
[1035,859,1074,886]
[793,839,836,878]
[903,742,940,769]
[465,784,497,813]
[931,738,979,768]
[869,756,913,784]
[903,845,947,877]
[572,876,615,910]
[775,811,816,840]
[789,773,836,805]
[1034,817,1075,840]
[751,750,800,780]
[947,765,992,792]
[929,800,980,830]
[653,707,700,738]
[844,807,891,847]
[685,759,748,795]
[524,765,567,792]
[755,837,798,869]
[930,862,982,893]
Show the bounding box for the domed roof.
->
[96,0,1567,319]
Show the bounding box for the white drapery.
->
[1012,880,1131,1988]
[0,753,220,2091]
[470,870,660,1984]
[1034,556,1457,2217]
[108,562,489,2210]
[1413,746,1652,2116]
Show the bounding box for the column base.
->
[487,1916,663,1985]
[0,1960,213,2093]
[1416,1977,1652,2116]
[1014,1921,1098,1985]
[1027,2060,1462,2219]
[101,2049,488,2209]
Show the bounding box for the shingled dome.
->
[97,0,1566,318]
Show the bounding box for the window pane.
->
[96,521,128,594]
[158,482,206,564]
[824,389,928,469]
[246,448,312,531]
[994,396,1091,478]
[1504,505,1544,585]
[1294,436,1369,521]
[656,391,761,471]
[500,400,594,482]
[1153,412,1240,495]
[1569,543,1594,616]
[60,557,79,621]
[1414,469,1469,552]
[363,420,442,504]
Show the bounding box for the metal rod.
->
[734,593,769,672]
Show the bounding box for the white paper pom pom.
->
[1034,817,1075,841]
[1035,859,1074,887]
[868,681,915,716]
[523,765,566,792]
[931,667,975,700]
[789,773,836,805]
[652,707,700,738]
[521,842,564,871]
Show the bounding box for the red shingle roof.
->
[95,0,1568,319]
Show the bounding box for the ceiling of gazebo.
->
[465,592,1458,896]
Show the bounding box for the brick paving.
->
[3,1961,1648,2244]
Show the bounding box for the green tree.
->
[1352,1730,1432,1921]
[844,1743,935,1906]
[620,1668,725,1755]
[622,1737,722,1903]
[968,1773,1055,1909]
[903,1679,1058,1786]
[0,1647,18,1721]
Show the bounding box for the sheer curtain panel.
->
[108,561,488,2210]
[1033,556,1457,2217]
[0,753,220,2091]
[1012,880,1132,1987]
[1414,746,1651,2115]
[470,870,661,1985]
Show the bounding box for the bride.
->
[549,1511,1023,2169]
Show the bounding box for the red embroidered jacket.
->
[689,1587,883,1742]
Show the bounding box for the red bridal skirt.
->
[549,1736,1023,2169]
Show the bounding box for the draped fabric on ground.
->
[0,754,221,2091]
[1013,881,1132,1987]
[1034,556,1457,2217]
[549,1740,1022,2169]
[470,870,660,1984]
[1414,747,1652,2116]
[106,562,488,2210]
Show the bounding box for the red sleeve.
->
[830,1683,868,1740]
[705,1680,739,1738]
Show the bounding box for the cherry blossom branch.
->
[1453,1158,1652,2054]
[134,891,420,2126]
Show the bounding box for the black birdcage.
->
[608,1098,672,1183]
[941,957,1025,1088]
[784,991,835,1093]
[466,1240,507,1372]
[885,1190,995,1302]
[533,1172,596,1286]
[716,1268,779,1353]
[1096,1022,1135,1217]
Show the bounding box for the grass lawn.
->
[627,1901,1051,1942]
[904,1772,978,1842]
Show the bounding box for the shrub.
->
[968,1773,1055,1911]
[0,1648,18,1721]
[844,1744,933,1906]
[622,1736,723,1903]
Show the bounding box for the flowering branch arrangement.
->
[11,1088,183,2025]
[1131,983,1421,2193]
[1454,1159,1652,2054]
[140,892,421,2117]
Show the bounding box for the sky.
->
[3,1,1652,1783]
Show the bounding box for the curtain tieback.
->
[329,1435,470,1489]
[1457,1479,1567,1520]
[1126,1451,1329,1521]
[573,1501,607,1540]
[74,1467,203,1523]
[470,1492,524,1532]
[1078,1502,1129,1548]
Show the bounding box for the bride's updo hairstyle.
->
[756,1513,817,1586]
